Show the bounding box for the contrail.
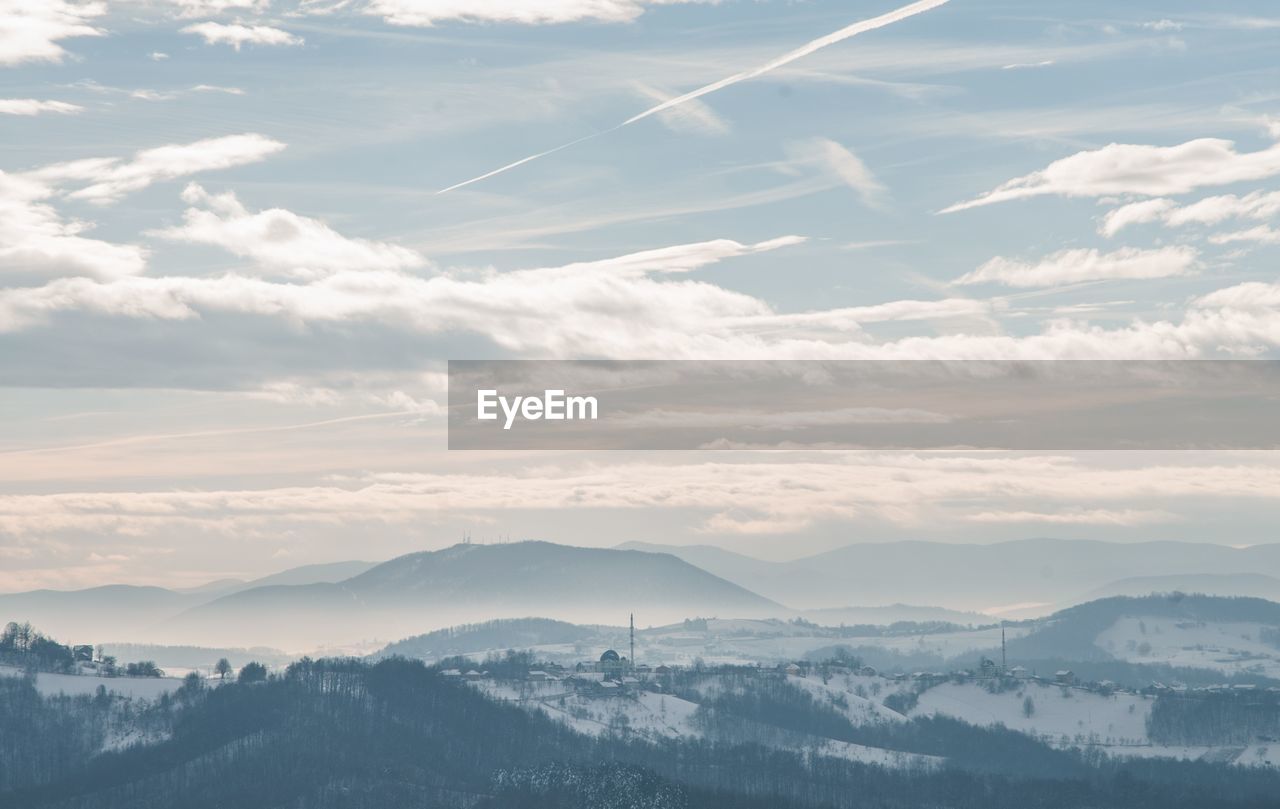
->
[438,0,951,194]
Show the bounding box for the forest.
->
[3,653,1280,808]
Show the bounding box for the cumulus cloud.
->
[363,0,715,27]
[0,98,82,115]
[944,136,1280,212]
[29,133,286,204]
[152,184,426,276]
[181,22,303,49]
[0,0,104,66]
[955,246,1198,288]
[0,171,147,281]
[785,138,886,208]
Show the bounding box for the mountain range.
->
[6,538,1280,651]
[618,539,1280,614]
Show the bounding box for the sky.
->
[3,0,1280,591]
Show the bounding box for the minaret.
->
[1001,622,1007,674]
[630,613,635,672]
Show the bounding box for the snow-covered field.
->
[0,664,184,699]
[1096,617,1280,678]
[471,678,942,771]
[910,680,1151,745]
[906,678,1279,768]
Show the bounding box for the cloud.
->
[1000,59,1054,70]
[0,98,82,115]
[785,138,886,208]
[0,0,104,66]
[363,0,714,27]
[1098,199,1176,237]
[1,454,1275,540]
[965,509,1178,526]
[164,0,269,16]
[1102,190,1280,236]
[437,0,952,193]
[29,133,286,204]
[944,136,1280,212]
[955,246,1199,288]
[152,184,426,276]
[632,82,729,136]
[0,171,147,281]
[1209,225,1280,246]
[181,22,303,49]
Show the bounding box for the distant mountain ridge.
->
[0,559,377,643]
[620,539,1280,613]
[165,541,784,649]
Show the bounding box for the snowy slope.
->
[1096,617,1280,678]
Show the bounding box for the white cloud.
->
[1000,59,1053,70]
[1209,225,1280,246]
[0,98,82,115]
[632,82,729,136]
[785,138,886,208]
[181,22,303,49]
[362,0,715,27]
[164,0,269,16]
[0,0,104,66]
[1098,199,1175,237]
[152,184,427,276]
[1141,19,1183,32]
[965,508,1177,526]
[29,133,286,204]
[955,246,1198,288]
[1102,190,1280,236]
[0,171,147,281]
[438,0,952,193]
[1,454,1275,539]
[944,136,1280,212]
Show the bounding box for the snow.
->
[910,680,1152,746]
[1096,617,1280,678]
[0,664,183,699]
[469,677,932,770]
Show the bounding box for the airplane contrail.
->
[438,0,952,194]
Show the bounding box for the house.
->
[858,666,878,677]
[72,645,94,663]
[654,665,672,675]
[1009,666,1029,679]
[978,657,1000,679]
[784,663,802,676]
[527,670,548,682]
[464,670,483,681]
[1054,670,1075,686]
[441,669,462,678]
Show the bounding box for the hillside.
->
[167,542,785,649]
[1009,594,1280,677]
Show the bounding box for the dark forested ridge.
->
[3,654,1280,809]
